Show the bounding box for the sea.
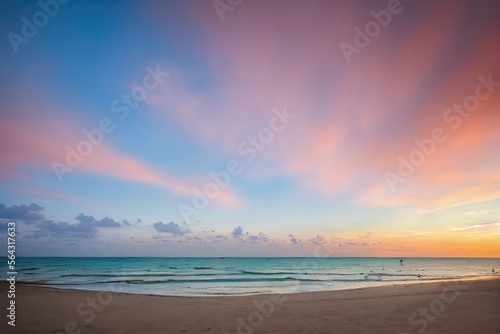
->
[4,257,499,296]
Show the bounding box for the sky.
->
[0,0,499,257]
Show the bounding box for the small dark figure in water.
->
[400,259,403,266]
[493,268,496,274]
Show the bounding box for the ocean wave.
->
[363,272,421,277]
[22,276,321,286]
[18,267,40,271]
[20,275,436,287]
[241,270,358,276]
[46,271,425,283]
[59,272,232,278]
[124,277,321,284]
[47,264,68,267]
[241,270,299,275]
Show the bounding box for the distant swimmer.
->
[400,259,403,266]
[493,268,496,274]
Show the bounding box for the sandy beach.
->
[1,276,499,334]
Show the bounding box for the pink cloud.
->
[0,108,242,209]
[147,0,500,210]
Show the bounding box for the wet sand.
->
[1,276,499,333]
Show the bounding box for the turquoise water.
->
[3,257,499,296]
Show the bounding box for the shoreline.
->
[1,276,499,333]
[14,273,500,297]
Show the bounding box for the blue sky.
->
[1,0,499,257]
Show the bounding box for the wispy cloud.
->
[451,221,500,231]
[345,241,370,246]
[149,0,500,212]
[0,110,242,208]
[455,210,491,216]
